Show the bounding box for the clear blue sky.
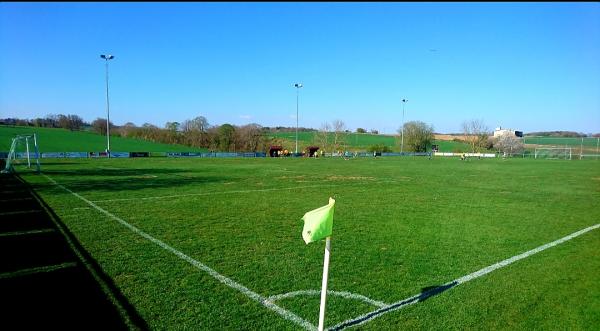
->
[1,2,599,134]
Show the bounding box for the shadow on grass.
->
[0,173,149,330]
[31,167,230,193]
[330,282,459,330]
[418,282,458,302]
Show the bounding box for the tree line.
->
[96,116,273,152]
[1,114,85,131]
[1,114,274,152]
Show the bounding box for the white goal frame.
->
[2,133,41,173]
[534,147,572,160]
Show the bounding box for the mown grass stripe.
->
[42,174,317,331]
[329,223,600,330]
[90,184,342,203]
[0,262,77,280]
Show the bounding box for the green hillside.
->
[268,131,472,152]
[0,125,206,152]
[524,136,599,147]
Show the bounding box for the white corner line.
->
[267,290,388,308]
[329,222,600,330]
[41,174,316,331]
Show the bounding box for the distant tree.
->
[91,118,113,135]
[494,134,524,155]
[57,114,70,129]
[32,118,44,127]
[182,116,209,133]
[45,114,60,128]
[315,122,331,153]
[165,122,180,132]
[461,119,490,152]
[118,122,137,137]
[356,128,367,133]
[218,124,236,151]
[332,119,347,153]
[236,123,264,152]
[66,114,84,130]
[397,121,434,152]
[370,129,379,134]
[15,119,29,126]
[367,144,392,153]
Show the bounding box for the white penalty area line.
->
[89,184,342,203]
[41,174,317,331]
[330,222,600,330]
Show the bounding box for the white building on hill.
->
[494,126,523,138]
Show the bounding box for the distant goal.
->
[2,134,41,173]
[534,147,572,160]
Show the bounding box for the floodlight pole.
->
[401,98,407,154]
[294,83,303,154]
[101,54,114,158]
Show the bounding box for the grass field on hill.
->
[0,125,206,152]
[14,156,600,330]
[524,136,598,146]
[268,131,471,152]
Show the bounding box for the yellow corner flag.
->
[302,197,335,244]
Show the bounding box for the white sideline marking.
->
[42,174,316,331]
[0,197,33,202]
[0,210,41,216]
[0,262,77,280]
[329,223,600,330]
[268,290,387,308]
[90,184,341,203]
[0,228,55,237]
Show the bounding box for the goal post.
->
[2,133,41,173]
[534,147,572,160]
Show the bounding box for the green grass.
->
[524,136,599,147]
[268,131,471,152]
[0,125,206,152]
[16,156,600,329]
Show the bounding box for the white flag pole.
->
[318,236,331,331]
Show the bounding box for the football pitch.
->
[14,156,600,330]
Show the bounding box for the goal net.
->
[2,134,41,173]
[534,147,572,160]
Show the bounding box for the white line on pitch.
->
[90,184,342,203]
[42,174,316,331]
[0,197,33,202]
[0,210,42,216]
[329,222,600,330]
[0,228,55,237]
[268,290,387,308]
[0,262,78,280]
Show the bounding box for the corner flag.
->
[302,197,335,244]
[301,197,336,331]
